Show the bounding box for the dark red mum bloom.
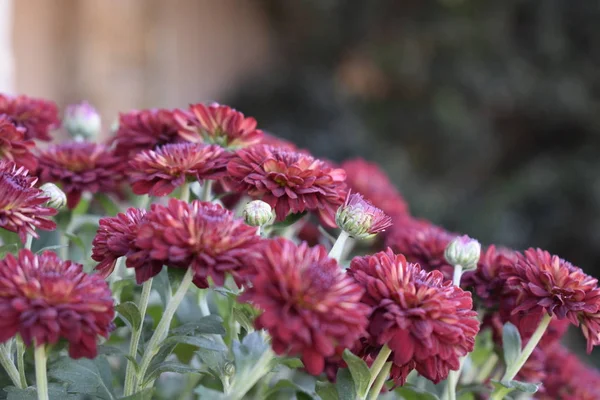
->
[503,248,600,350]
[37,141,124,208]
[112,108,181,157]
[0,250,114,358]
[348,249,479,384]
[175,103,263,149]
[91,208,163,281]
[134,199,261,287]
[538,344,600,400]
[341,158,408,218]
[385,218,457,279]
[240,238,369,375]
[0,161,56,242]
[0,116,37,171]
[461,245,518,308]
[0,94,59,141]
[227,145,347,227]
[129,143,230,196]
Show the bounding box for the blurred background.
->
[2,0,600,362]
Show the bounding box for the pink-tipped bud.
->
[444,235,481,271]
[335,192,392,239]
[64,101,101,140]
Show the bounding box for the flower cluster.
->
[0,116,37,171]
[0,94,60,141]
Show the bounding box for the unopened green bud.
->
[39,183,67,210]
[64,101,101,140]
[335,193,392,239]
[444,235,481,271]
[243,200,275,227]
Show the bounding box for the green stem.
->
[328,230,350,262]
[0,342,23,388]
[201,180,213,202]
[444,263,465,400]
[368,361,392,400]
[124,278,154,396]
[16,336,27,388]
[138,195,150,210]
[452,264,463,286]
[135,268,194,391]
[490,313,552,399]
[501,313,552,382]
[475,352,498,383]
[34,343,48,400]
[364,344,392,398]
[180,182,190,203]
[197,289,210,317]
[25,234,33,251]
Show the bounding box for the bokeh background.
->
[2,0,600,363]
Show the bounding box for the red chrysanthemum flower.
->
[227,145,347,227]
[385,218,457,279]
[0,250,115,358]
[0,116,37,171]
[37,141,124,208]
[174,103,263,149]
[0,94,59,141]
[461,245,518,308]
[91,208,163,282]
[111,108,181,157]
[538,344,600,400]
[0,161,56,242]
[341,158,409,218]
[503,248,600,349]
[348,249,479,384]
[336,192,392,239]
[129,143,230,196]
[240,238,369,375]
[134,199,261,287]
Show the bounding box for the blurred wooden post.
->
[0,0,15,93]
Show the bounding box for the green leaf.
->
[142,361,201,385]
[470,329,494,366]
[96,193,120,216]
[276,357,304,369]
[335,368,356,400]
[342,349,371,397]
[315,381,339,400]
[232,331,271,373]
[97,345,126,356]
[153,267,171,306]
[194,386,228,400]
[395,386,441,400]
[264,379,319,399]
[0,243,18,258]
[116,301,142,331]
[65,232,86,253]
[271,211,307,228]
[5,384,79,400]
[111,278,135,300]
[232,304,257,333]
[119,388,155,400]
[493,379,541,394]
[49,357,116,400]
[502,322,522,367]
[161,335,228,352]
[170,315,226,336]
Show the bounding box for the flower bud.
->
[63,101,101,140]
[444,235,481,271]
[39,183,67,210]
[223,361,235,377]
[243,200,275,227]
[335,193,392,239]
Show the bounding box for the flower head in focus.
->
[175,103,263,149]
[341,158,408,218]
[227,145,347,227]
[128,142,230,196]
[335,192,392,239]
[240,238,369,375]
[0,250,114,358]
[243,200,276,227]
[134,199,261,287]
[0,161,57,242]
[385,218,457,279]
[0,94,59,141]
[0,116,37,171]
[37,141,124,208]
[444,235,481,271]
[348,249,479,384]
[63,101,101,140]
[503,248,600,351]
[111,109,181,157]
[39,183,67,210]
[91,208,163,281]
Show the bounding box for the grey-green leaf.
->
[161,335,228,352]
[49,357,115,400]
[119,388,155,400]
[394,386,441,400]
[170,315,225,336]
[194,386,228,400]
[497,380,541,394]
[336,368,356,400]
[5,384,79,400]
[65,232,86,253]
[142,361,201,385]
[116,301,142,331]
[502,322,522,367]
[315,381,339,400]
[342,349,371,397]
